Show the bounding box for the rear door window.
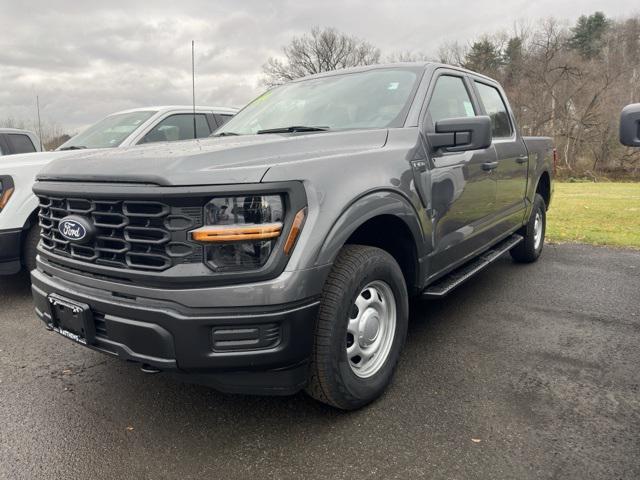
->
[474,82,513,138]
[140,114,211,144]
[7,134,37,154]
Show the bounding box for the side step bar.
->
[422,234,523,298]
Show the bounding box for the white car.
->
[0,105,237,275]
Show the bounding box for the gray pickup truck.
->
[31,63,554,410]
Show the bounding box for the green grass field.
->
[546,182,640,249]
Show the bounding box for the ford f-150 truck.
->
[31,63,553,410]
[0,106,237,275]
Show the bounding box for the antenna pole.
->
[36,95,44,151]
[192,40,196,139]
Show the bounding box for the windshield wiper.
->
[59,145,87,151]
[256,126,330,134]
[212,131,240,137]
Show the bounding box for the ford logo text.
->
[59,218,88,242]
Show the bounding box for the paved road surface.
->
[1,244,639,479]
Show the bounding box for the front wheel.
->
[22,224,40,272]
[306,245,409,410]
[510,193,546,263]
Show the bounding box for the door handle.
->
[481,161,498,171]
[516,156,528,164]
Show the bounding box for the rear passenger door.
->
[472,80,528,231]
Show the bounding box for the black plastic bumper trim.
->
[0,228,23,274]
[31,269,320,394]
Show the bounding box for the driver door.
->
[418,71,499,278]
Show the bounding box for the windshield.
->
[57,110,157,150]
[217,68,420,136]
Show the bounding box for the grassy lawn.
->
[546,182,640,249]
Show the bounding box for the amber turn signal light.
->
[284,208,307,255]
[0,187,14,209]
[190,222,283,243]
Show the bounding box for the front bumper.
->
[31,266,322,395]
[0,228,22,275]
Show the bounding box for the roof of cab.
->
[290,61,499,85]
[0,127,38,135]
[109,105,239,116]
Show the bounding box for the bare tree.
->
[262,27,380,87]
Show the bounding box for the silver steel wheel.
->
[533,211,543,250]
[346,280,397,378]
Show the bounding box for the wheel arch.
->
[315,190,425,294]
[535,170,552,210]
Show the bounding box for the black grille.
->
[38,196,203,271]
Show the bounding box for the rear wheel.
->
[510,193,546,263]
[22,224,40,272]
[306,245,408,410]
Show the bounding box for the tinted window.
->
[427,76,476,125]
[7,134,36,153]
[214,114,233,128]
[141,114,211,144]
[474,82,513,138]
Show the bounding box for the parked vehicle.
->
[0,128,40,156]
[620,103,640,147]
[31,64,553,409]
[0,106,237,275]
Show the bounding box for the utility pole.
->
[36,95,43,151]
[192,40,196,139]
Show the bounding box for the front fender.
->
[314,189,425,266]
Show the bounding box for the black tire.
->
[510,193,546,263]
[22,224,40,272]
[306,245,409,410]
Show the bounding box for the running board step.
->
[422,234,523,298]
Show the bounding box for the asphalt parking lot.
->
[1,243,639,480]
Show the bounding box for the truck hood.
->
[36,129,388,186]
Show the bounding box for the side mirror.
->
[620,104,640,147]
[428,116,492,152]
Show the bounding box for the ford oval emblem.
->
[58,216,91,243]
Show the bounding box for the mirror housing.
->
[428,116,492,152]
[620,104,640,147]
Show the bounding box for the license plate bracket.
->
[48,293,96,345]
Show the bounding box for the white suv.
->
[0,105,237,275]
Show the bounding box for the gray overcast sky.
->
[0,0,634,133]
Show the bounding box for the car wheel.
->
[306,245,408,410]
[510,193,546,263]
[22,223,40,272]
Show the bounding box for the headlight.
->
[190,194,286,271]
[0,176,15,212]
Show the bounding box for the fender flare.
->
[314,189,426,266]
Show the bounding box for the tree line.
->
[263,14,640,179]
